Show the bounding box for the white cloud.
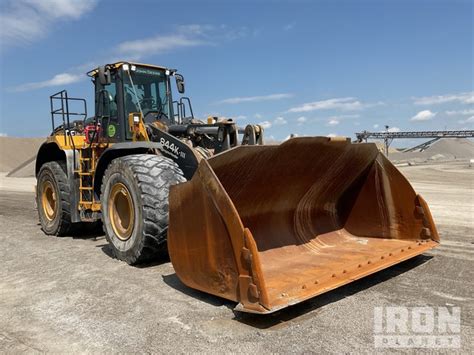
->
[10,23,253,92]
[0,0,97,47]
[387,127,400,132]
[234,115,247,120]
[117,34,208,60]
[11,73,84,92]
[176,24,215,36]
[458,116,474,124]
[283,23,295,31]
[273,116,287,125]
[117,24,252,60]
[321,114,360,127]
[0,133,8,137]
[413,92,474,105]
[297,116,307,123]
[327,133,337,137]
[411,110,437,121]
[445,109,474,116]
[373,124,379,129]
[216,93,293,105]
[329,114,360,120]
[254,113,263,119]
[217,24,253,41]
[11,23,244,92]
[287,97,377,113]
[259,121,272,129]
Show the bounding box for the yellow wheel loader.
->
[36,62,439,314]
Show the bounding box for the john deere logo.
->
[107,124,116,137]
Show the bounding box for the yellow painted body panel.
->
[47,134,112,151]
[47,134,87,150]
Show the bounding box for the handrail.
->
[50,90,88,170]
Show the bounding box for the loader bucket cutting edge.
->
[168,137,439,314]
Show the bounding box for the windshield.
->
[122,66,171,123]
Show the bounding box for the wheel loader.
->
[36,61,439,314]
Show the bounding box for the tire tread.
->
[101,154,185,264]
[37,161,73,235]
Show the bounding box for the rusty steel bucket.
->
[168,137,439,314]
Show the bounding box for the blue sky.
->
[0,0,472,143]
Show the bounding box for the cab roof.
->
[87,61,171,77]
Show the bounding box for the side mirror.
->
[98,65,111,86]
[175,74,185,94]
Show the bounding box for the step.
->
[74,170,93,175]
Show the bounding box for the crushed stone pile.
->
[7,156,37,178]
[389,138,474,164]
[0,137,44,176]
[373,141,399,154]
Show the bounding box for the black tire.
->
[36,161,73,236]
[101,154,186,265]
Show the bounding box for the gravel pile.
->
[0,137,44,174]
[389,138,474,164]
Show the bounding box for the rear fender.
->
[36,142,81,223]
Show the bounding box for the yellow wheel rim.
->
[108,182,135,241]
[41,180,57,221]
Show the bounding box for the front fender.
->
[93,135,200,197]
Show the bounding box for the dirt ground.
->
[0,162,473,353]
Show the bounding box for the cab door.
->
[95,71,124,142]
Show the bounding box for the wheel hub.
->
[41,180,57,221]
[109,182,135,241]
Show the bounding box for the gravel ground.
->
[0,162,473,353]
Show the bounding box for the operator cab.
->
[87,62,189,142]
[49,61,263,156]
